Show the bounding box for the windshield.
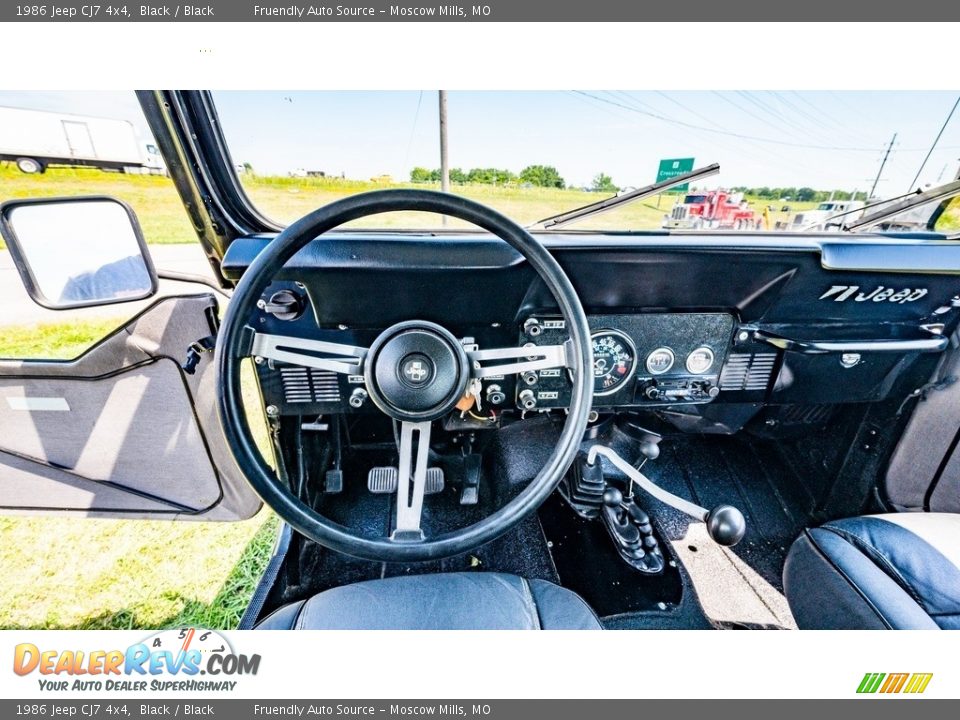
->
[211,91,960,233]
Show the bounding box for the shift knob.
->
[602,487,624,507]
[638,439,660,461]
[705,504,746,546]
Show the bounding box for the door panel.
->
[0,294,262,520]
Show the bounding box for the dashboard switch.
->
[518,389,537,410]
[349,388,368,408]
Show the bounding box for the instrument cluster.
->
[517,312,736,410]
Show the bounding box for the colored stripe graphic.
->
[857,673,885,693]
[857,672,932,694]
[904,674,933,694]
[881,673,909,693]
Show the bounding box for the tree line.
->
[728,186,869,202]
[410,165,568,188]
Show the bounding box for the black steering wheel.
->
[217,190,593,562]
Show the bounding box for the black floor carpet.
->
[616,435,816,592]
[261,421,818,625]
[538,493,684,617]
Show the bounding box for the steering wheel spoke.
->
[467,340,572,378]
[250,332,368,376]
[391,420,433,543]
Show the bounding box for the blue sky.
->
[3,90,959,193]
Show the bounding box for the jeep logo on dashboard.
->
[819,285,928,303]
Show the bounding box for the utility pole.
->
[439,90,449,225]
[439,91,450,193]
[869,133,896,200]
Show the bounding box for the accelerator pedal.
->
[367,466,445,494]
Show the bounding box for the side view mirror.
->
[0,196,157,310]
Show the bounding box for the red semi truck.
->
[663,190,760,229]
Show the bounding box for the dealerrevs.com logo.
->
[857,673,933,695]
[13,629,261,692]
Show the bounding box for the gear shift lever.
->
[586,445,746,547]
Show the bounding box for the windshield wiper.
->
[845,178,960,232]
[796,189,925,232]
[532,163,720,230]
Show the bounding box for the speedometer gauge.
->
[591,330,637,396]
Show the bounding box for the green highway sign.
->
[656,157,695,192]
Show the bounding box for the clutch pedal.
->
[367,466,445,494]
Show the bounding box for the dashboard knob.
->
[261,289,304,321]
[349,388,368,409]
[518,389,537,410]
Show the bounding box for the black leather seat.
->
[784,513,960,629]
[255,572,602,630]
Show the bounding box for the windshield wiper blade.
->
[532,163,720,230]
[797,189,924,232]
[846,178,960,232]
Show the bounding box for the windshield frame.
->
[147,91,960,258]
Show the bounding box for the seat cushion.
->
[784,513,960,629]
[255,572,602,630]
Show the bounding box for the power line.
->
[402,90,424,172]
[579,90,855,184]
[572,90,960,154]
[870,133,897,200]
[907,94,960,191]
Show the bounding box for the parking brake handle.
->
[585,445,746,547]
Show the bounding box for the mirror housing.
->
[0,196,158,310]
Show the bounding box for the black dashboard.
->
[224,231,960,431]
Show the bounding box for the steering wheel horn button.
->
[399,353,434,388]
[365,321,470,422]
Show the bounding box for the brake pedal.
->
[367,467,445,494]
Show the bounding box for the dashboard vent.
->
[279,367,341,404]
[719,353,777,392]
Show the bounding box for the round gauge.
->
[645,347,675,375]
[591,330,637,396]
[686,347,715,374]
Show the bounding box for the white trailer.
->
[0,106,165,175]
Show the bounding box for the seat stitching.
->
[804,529,893,629]
[821,525,926,608]
[519,578,541,630]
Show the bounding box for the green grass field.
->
[3,162,957,241]
[0,163,824,248]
